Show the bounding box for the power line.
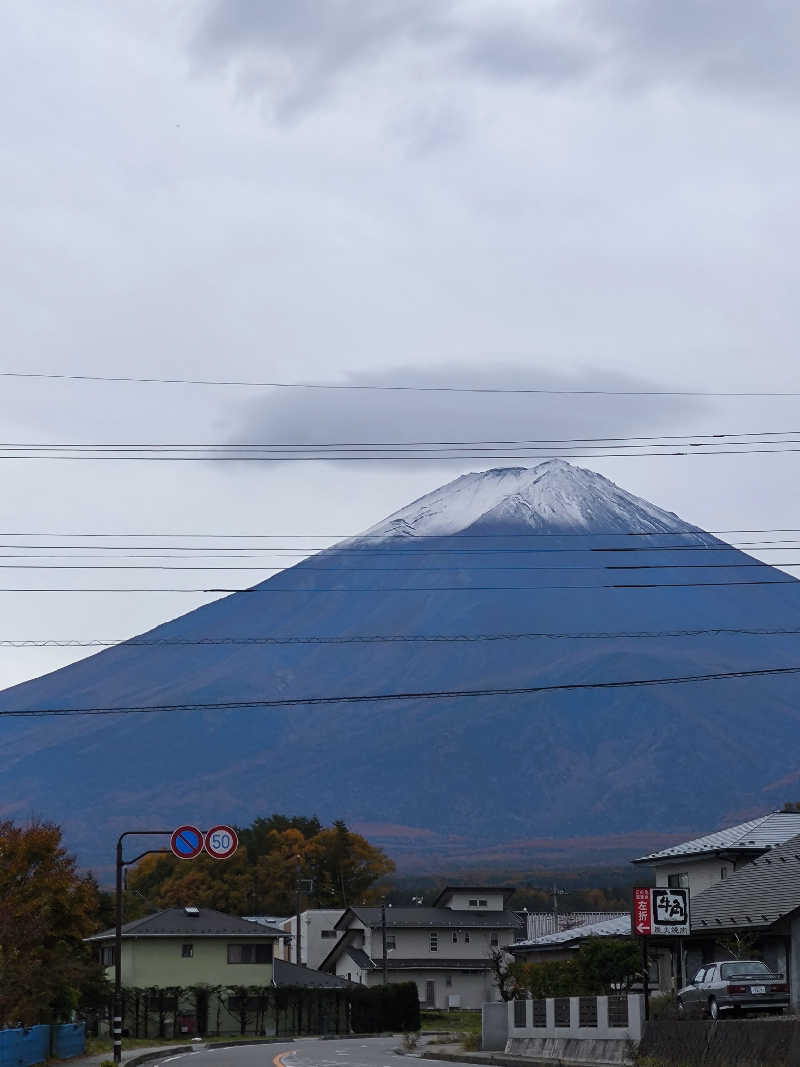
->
[3,528,800,538]
[3,560,800,571]
[0,578,797,592]
[5,625,800,648]
[6,446,800,461]
[4,430,800,449]
[4,664,800,717]
[6,369,800,396]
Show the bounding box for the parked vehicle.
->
[677,960,789,1019]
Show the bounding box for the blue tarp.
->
[0,1023,84,1065]
[0,1025,49,1067]
[52,1023,86,1059]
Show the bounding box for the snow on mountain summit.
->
[360,459,702,540]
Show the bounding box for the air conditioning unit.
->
[447,995,461,1009]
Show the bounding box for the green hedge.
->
[349,983,420,1033]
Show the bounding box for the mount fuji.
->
[3,459,800,871]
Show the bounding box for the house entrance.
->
[425,981,436,1008]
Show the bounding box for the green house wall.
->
[106,936,275,988]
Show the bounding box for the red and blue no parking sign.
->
[169,825,204,860]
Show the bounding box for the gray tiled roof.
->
[691,833,800,932]
[512,914,631,948]
[87,907,285,942]
[342,907,522,930]
[273,958,352,988]
[633,812,800,864]
[345,947,376,970]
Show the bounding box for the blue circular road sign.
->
[170,824,203,860]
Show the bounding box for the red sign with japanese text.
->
[633,886,652,936]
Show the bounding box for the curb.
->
[127,1049,194,1067]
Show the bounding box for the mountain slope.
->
[2,460,800,869]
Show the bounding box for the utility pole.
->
[381,902,388,984]
[113,831,172,1065]
[552,883,567,932]
[294,873,313,966]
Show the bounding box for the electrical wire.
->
[5,626,800,648]
[0,578,798,591]
[4,665,800,717]
[3,560,800,571]
[6,370,800,396]
[7,446,800,461]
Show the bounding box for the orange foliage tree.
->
[0,820,106,1024]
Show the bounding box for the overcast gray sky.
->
[2,0,800,690]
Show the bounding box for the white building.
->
[318,886,523,1009]
[276,910,345,969]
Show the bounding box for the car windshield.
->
[720,962,770,978]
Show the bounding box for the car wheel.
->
[709,997,719,1020]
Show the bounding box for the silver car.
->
[677,960,789,1019]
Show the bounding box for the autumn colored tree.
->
[0,820,106,1025]
[306,820,395,907]
[125,816,394,917]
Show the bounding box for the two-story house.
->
[275,910,345,967]
[631,810,800,897]
[87,906,286,1035]
[318,886,522,1009]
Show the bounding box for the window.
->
[385,934,396,950]
[430,932,438,952]
[720,961,770,978]
[181,944,193,958]
[464,932,470,943]
[227,943,273,964]
[445,975,452,987]
[100,946,115,967]
[667,873,689,889]
[468,898,488,907]
[720,866,728,880]
[321,929,337,939]
[452,931,458,943]
[490,932,499,947]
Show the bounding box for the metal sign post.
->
[113,824,239,1064]
[632,886,691,1026]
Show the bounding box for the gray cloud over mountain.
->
[193,0,800,120]
[229,361,705,466]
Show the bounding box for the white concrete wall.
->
[507,994,645,1043]
[366,969,496,1009]
[366,925,509,959]
[444,891,507,911]
[655,857,744,896]
[280,910,344,968]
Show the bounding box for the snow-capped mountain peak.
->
[359,460,700,539]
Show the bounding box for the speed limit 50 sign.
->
[204,824,238,859]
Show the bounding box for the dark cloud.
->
[227,361,706,467]
[193,0,455,119]
[192,0,800,121]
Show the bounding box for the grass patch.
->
[85,1037,191,1055]
[420,1009,481,1035]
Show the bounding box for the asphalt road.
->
[149,1036,468,1067]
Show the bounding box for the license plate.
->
[751,985,767,994]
